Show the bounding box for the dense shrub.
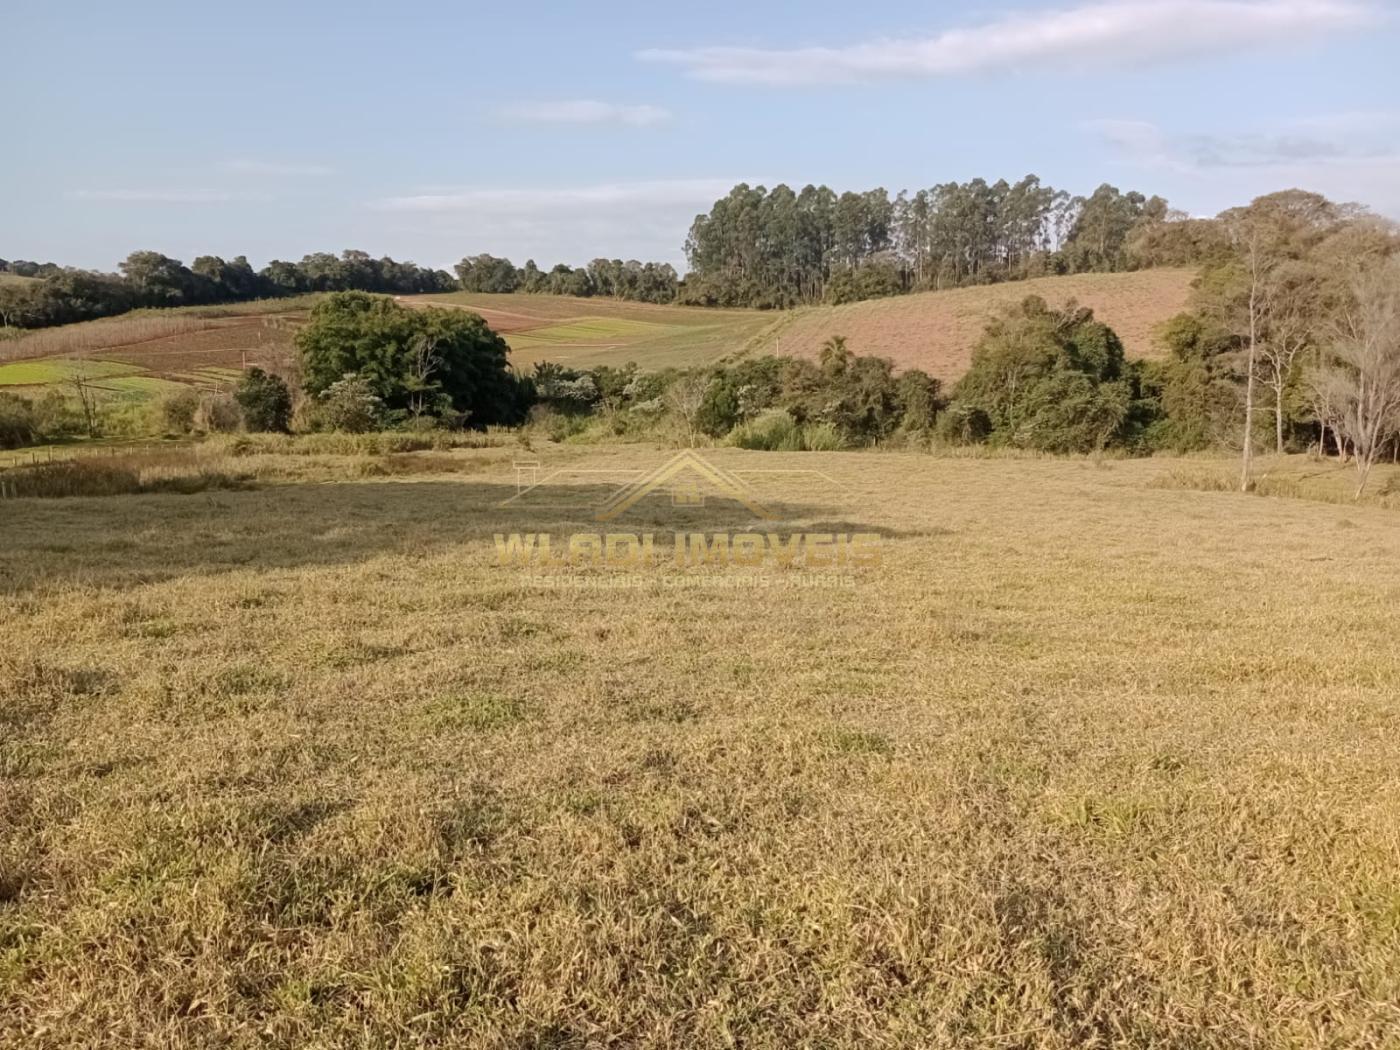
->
[0,392,37,448]
[159,389,200,435]
[296,292,531,428]
[944,296,1147,452]
[728,410,848,451]
[234,368,293,433]
[195,392,242,433]
[316,374,383,434]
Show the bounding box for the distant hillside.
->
[747,269,1197,383]
[0,271,1197,406]
[402,292,772,370]
[409,270,1195,378]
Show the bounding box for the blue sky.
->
[7,1,1398,272]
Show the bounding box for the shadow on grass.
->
[0,478,930,593]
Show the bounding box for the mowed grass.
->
[751,269,1198,382]
[2,448,1399,1046]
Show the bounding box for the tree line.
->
[0,251,458,330]
[1,172,1223,331]
[454,256,680,303]
[679,178,1232,308]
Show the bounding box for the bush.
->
[944,296,1145,452]
[0,392,37,449]
[234,368,292,432]
[316,374,383,433]
[935,404,993,445]
[159,389,200,435]
[800,423,846,451]
[195,392,242,433]
[727,410,847,452]
[729,410,803,451]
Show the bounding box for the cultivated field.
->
[751,269,1198,382]
[2,447,1398,1046]
[404,292,775,370]
[2,270,1195,409]
[412,270,1195,380]
[0,301,312,404]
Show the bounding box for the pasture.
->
[2,446,1398,1046]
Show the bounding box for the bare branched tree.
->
[405,333,441,419]
[1310,258,1400,499]
[1237,226,1265,491]
[1258,261,1320,455]
[665,372,712,448]
[67,355,100,438]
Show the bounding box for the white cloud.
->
[500,100,672,127]
[370,178,765,267]
[374,178,751,214]
[638,0,1378,85]
[222,159,334,177]
[68,189,269,204]
[1088,115,1400,217]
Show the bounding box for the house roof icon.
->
[594,450,778,523]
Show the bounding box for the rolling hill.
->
[744,268,1198,382]
[409,269,1196,381]
[399,292,773,370]
[0,270,1196,405]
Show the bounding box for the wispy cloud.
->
[370,178,764,266]
[639,0,1379,85]
[68,189,270,204]
[500,99,672,127]
[221,159,334,177]
[1088,115,1400,216]
[373,178,749,214]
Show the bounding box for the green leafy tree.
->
[296,292,530,427]
[896,370,942,431]
[948,296,1146,452]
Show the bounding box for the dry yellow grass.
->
[2,446,1399,1047]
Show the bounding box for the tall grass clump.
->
[211,430,511,458]
[1,452,253,498]
[729,410,847,452]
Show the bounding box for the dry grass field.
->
[2,445,1399,1047]
[752,269,1198,382]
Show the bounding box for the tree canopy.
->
[945,296,1143,453]
[295,292,530,428]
